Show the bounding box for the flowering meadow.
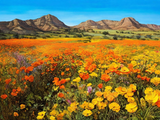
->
[1,38,160,120]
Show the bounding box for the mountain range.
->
[0,14,160,34]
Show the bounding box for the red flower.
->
[60,79,66,85]
[5,78,11,84]
[60,85,65,89]
[1,94,7,99]
[146,77,150,82]
[28,75,34,82]
[156,100,160,107]
[58,93,65,98]
[141,76,147,81]
[79,73,90,80]
[137,75,141,78]
[98,83,103,89]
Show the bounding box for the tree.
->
[102,31,109,35]
[136,35,141,39]
[13,33,19,39]
[113,36,117,40]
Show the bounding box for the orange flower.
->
[137,75,141,78]
[58,93,65,98]
[20,66,26,71]
[141,76,147,81]
[79,73,90,80]
[1,94,7,99]
[17,87,21,92]
[31,62,40,67]
[146,77,150,82]
[98,83,103,89]
[20,104,25,109]
[25,66,34,73]
[61,72,65,76]
[156,100,160,107]
[60,79,66,85]
[88,64,97,72]
[60,85,65,89]
[16,70,19,74]
[25,76,29,81]
[95,91,103,97]
[11,92,17,96]
[12,80,16,85]
[12,89,17,92]
[13,112,19,116]
[28,75,34,82]
[66,68,70,71]
[101,74,110,82]
[5,78,11,84]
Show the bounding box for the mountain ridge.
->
[74,17,160,30]
[0,14,69,34]
[0,15,160,34]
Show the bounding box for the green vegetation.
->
[0,28,160,40]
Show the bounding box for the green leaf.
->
[26,93,34,100]
[131,117,138,120]
[35,95,42,101]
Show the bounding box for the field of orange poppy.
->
[1,38,160,120]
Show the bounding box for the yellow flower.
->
[92,98,98,105]
[109,102,120,112]
[150,77,160,86]
[97,102,107,110]
[90,72,98,77]
[65,78,70,82]
[129,84,137,92]
[80,101,89,109]
[124,92,134,98]
[95,91,103,97]
[13,112,19,117]
[96,97,103,102]
[87,83,92,86]
[38,111,46,116]
[50,110,58,116]
[105,86,112,92]
[144,87,154,95]
[145,91,158,104]
[120,66,129,72]
[127,97,135,103]
[73,77,81,82]
[131,61,137,67]
[155,70,160,75]
[50,116,56,120]
[68,102,79,113]
[125,102,138,113]
[53,86,59,91]
[52,104,58,109]
[20,104,25,109]
[37,111,46,119]
[82,109,92,117]
[107,93,115,102]
[88,103,94,110]
[37,116,44,119]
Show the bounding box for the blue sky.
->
[0,0,160,26]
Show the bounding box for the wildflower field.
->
[1,38,160,120]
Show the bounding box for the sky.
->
[0,0,160,26]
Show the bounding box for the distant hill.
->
[0,14,69,34]
[0,15,160,34]
[73,17,160,30]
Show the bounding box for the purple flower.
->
[66,99,71,105]
[87,86,92,94]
